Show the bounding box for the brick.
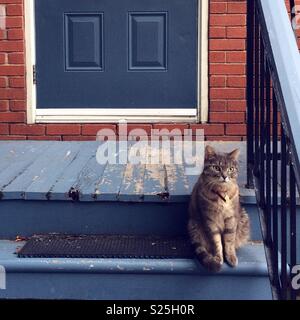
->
[0,124,9,134]
[9,77,25,88]
[227,2,247,14]
[0,53,6,64]
[0,65,24,76]
[210,2,227,14]
[209,51,226,63]
[0,41,24,52]
[81,124,117,135]
[206,136,242,141]
[210,88,245,99]
[210,39,245,50]
[0,77,7,87]
[210,64,245,75]
[210,112,245,123]
[210,76,226,87]
[210,100,227,112]
[10,124,46,135]
[5,16,23,28]
[0,100,9,111]
[226,51,246,63]
[6,4,23,16]
[227,76,246,87]
[0,112,25,122]
[28,136,62,141]
[0,0,22,3]
[227,100,247,111]
[190,124,225,136]
[153,124,189,134]
[226,124,247,135]
[210,15,246,27]
[226,27,246,39]
[209,27,226,39]
[125,124,153,136]
[7,29,23,40]
[9,100,25,111]
[0,88,25,99]
[46,124,81,135]
[0,135,25,140]
[63,136,96,141]
[8,52,24,64]
[0,30,7,40]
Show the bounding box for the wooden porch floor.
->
[0,141,251,203]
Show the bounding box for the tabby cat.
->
[188,145,250,272]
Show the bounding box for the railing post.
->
[290,0,296,21]
[249,0,300,301]
[280,129,288,300]
[246,0,255,188]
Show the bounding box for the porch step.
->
[0,240,272,300]
[0,201,262,240]
[0,141,262,239]
[0,141,271,300]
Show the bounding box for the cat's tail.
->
[235,207,250,249]
[188,220,222,272]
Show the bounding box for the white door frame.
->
[25,0,208,124]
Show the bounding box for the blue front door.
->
[35,0,198,109]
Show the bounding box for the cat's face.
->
[203,146,239,184]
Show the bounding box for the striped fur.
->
[188,146,250,272]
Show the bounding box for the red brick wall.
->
[0,0,299,141]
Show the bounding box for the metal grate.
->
[18,234,195,259]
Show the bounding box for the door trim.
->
[25,0,208,124]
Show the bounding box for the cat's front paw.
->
[209,256,223,272]
[225,254,238,267]
[204,255,223,272]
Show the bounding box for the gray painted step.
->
[0,141,262,239]
[0,240,272,300]
[0,141,254,202]
[0,201,262,240]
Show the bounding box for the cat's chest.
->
[216,196,236,216]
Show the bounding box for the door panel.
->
[65,13,104,71]
[35,0,198,109]
[129,12,167,70]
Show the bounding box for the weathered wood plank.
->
[143,164,168,202]
[23,142,83,200]
[0,142,51,197]
[2,142,79,200]
[165,164,190,202]
[95,164,126,201]
[117,141,146,202]
[0,142,41,174]
[49,142,98,200]
[0,141,252,203]
[72,152,107,201]
[118,163,146,202]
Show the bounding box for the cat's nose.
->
[223,176,230,183]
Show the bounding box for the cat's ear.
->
[228,149,240,161]
[205,145,216,160]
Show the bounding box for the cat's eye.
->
[229,167,235,172]
[213,166,220,171]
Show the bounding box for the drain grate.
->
[17,234,195,259]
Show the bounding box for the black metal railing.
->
[247,0,300,300]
